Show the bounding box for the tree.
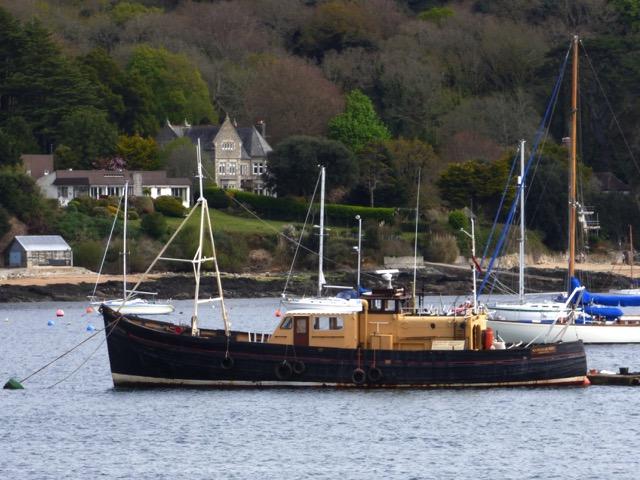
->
[127,45,217,126]
[116,134,161,170]
[79,48,158,136]
[328,89,390,153]
[161,137,197,178]
[242,56,344,145]
[0,165,55,232]
[55,107,118,169]
[356,141,395,207]
[265,136,357,197]
[386,138,442,209]
[0,11,100,151]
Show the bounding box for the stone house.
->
[4,235,72,268]
[157,116,272,194]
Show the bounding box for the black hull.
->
[102,307,587,388]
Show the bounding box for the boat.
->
[281,166,363,312]
[100,141,588,388]
[588,367,640,386]
[486,36,640,343]
[90,180,174,316]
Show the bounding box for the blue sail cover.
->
[570,277,640,307]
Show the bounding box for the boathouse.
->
[5,235,73,268]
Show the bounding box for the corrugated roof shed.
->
[14,235,71,252]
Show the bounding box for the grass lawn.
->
[165,208,294,235]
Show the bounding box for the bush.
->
[72,240,105,270]
[0,206,10,238]
[203,186,230,208]
[130,195,154,214]
[424,234,459,263]
[141,212,167,238]
[154,195,186,217]
[448,210,469,231]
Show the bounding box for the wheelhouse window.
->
[313,316,343,331]
[280,317,293,329]
[369,299,398,313]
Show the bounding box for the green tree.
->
[79,49,158,136]
[109,2,163,25]
[0,10,99,151]
[356,141,396,207]
[127,45,217,126]
[55,107,118,169]
[265,136,357,197]
[328,89,390,153]
[117,134,161,170]
[0,166,55,232]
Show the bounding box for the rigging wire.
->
[479,39,573,299]
[90,195,123,300]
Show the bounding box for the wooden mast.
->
[568,35,579,282]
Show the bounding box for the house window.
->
[218,162,226,175]
[252,162,264,175]
[58,186,69,198]
[221,141,234,151]
[171,188,186,201]
[240,164,248,176]
[90,187,100,198]
[107,186,119,196]
[229,163,237,175]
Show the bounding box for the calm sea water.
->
[1,298,639,480]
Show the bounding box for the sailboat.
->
[92,181,174,315]
[100,140,587,388]
[486,36,640,343]
[281,166,363,312]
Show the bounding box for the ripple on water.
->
[1,299,640,479]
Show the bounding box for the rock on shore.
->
[0,263,633,303]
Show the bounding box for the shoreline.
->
[0,262,635,303]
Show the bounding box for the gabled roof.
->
[160,120,272,158]
[52,170,191,187]
[237,127,273,158]
[21,154,54,179]
[13,235,71,252]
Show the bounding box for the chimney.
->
[257,119,266,139]
[133,173,143,196]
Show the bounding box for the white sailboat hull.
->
[488,317,640,344]
[96,298,175,315]
[282,296,363,312]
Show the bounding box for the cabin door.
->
[293,316,309,346]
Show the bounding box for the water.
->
[1,298,639,479]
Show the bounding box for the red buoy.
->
[85,306,94,314]
[56,309,65,317]
[275,309,282,317]
[482,327,494,350]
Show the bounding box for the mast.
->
[568,34,579,283]
[630,224,634,286]
[518,140,526,303]
[318,166,326,297]
[412,168,421,310]
[122,180,129,302]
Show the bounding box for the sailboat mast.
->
[412,168,421,310]
[630,224,634,286]
[568,34,579,282]
[122,180,129,302]
[518,140,526,303]
[318,166,325,297]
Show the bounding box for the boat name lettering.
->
[531,345,557,355]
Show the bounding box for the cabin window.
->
[313,316,343,331]
[295,318,307,334]
[280,317,292,329]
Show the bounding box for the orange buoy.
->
[85,306,94,314]
[275,309,282,317]
[582,376,591,387]
[482,327,494,350]
[56,309,65,317]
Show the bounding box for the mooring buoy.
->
[3,378,24,390]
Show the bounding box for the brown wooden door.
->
[294,316,309,346]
